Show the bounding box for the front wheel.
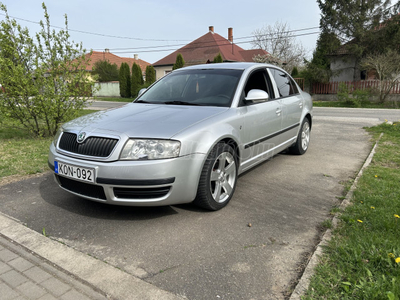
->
[289,118,311,155]
[194,143,238,211]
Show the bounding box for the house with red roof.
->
[84,50,150,79]
[152,26,271,80]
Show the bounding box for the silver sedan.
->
[48,63,312,210]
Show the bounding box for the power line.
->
[109,31,320,55]
[93,29,321,52]
[0,12,190,42]
[0,11,320,55]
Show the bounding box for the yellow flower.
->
[396,257,400,264]
[385,119,388,122]
[370,206,375,209]
[389,253,395,258]
[361,201,364,204]
[357,220,363,223]
[395,214,400,219]
[374,175,378,178]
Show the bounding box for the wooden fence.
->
[312,80,400,94]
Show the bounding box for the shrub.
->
[145,65,156,85]
[0,3,94,137]
[119,62,131,98]
[173,53,185,70]
[337,83,371,107]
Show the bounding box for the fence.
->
[93,81,120,97]
[312,80,400,94]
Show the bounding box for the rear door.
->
[268,68,303,146]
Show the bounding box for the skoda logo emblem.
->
[77,132,86,143]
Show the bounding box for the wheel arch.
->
[217,137,240,164]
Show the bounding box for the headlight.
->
[53,128,63,146]
[120,139,181,160]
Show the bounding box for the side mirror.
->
[244,89,269,104]
[138,88,147,97]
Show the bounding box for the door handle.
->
[276,108,282,115]
[299,102,303,108]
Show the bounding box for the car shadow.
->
[39,173,180,221]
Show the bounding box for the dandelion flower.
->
[371,206,375,209]
[374,175,378,178]
[389,253,395,258]
[395,214,400,219]
[396,257,400,264]
[357,220,363,223]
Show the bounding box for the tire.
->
[194,143,238,211]
[289,118,311,155]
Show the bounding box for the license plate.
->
[55,161,95,183]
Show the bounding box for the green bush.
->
[145,65,156,85]
[131,63,143,98]
[119,62,131,98]
[337,83,371,107]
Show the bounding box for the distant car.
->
[48,63,312,210]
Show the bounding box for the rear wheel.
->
[289,118,310,155]
[194,143,238,211]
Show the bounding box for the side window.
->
[269,68,299,98]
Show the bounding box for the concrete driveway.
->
[1,107,398,299]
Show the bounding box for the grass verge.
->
[313,100,399,109]
[302,122,400,300]
[0,110,96,184]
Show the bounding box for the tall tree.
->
[173,53,185,70]
[92,59,119,82]
[252,21,307,72]
[0,2,93,137]
[131,62,143,98]
[317,0,393,58]
[119,62,131,98]
[302,31,341,84]
[145,65,156,85]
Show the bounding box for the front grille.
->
[59,132,118,157]
[114,187,171,199]
[56,175,107,200]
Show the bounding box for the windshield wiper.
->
[135,100,151,103]
[163,101,201,106]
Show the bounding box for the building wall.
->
[330,56,360,82]
[93,82,120,97]
[154,66,173,80]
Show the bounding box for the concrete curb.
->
[0,212,185,300]
[289,133,384,300]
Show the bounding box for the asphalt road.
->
[1,106,400,299]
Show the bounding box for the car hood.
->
[64,103,227,139]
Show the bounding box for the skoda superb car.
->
[48,63,312,211]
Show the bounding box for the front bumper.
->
[48,143,206,206]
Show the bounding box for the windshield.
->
[136,69,243,107]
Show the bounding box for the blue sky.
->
[1,0,321,64]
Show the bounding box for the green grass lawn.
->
[302,122,400,300]
[0,110,96,183]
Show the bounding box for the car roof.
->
[177,62,277,72]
